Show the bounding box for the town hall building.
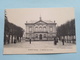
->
[25,17,57,41]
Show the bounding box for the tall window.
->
[35,27,38,31]
[39,26,42,31]
[50,27,53,32]
[43,27,46,31]
[29,26,32,32]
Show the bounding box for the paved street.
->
[4,39,76,49]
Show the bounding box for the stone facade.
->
[25,17,57,41]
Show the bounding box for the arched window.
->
[35,27,38,31]
[50,26,53,32]
[39,26,42,31]
[43,27,46,31]
[29,26,32,32]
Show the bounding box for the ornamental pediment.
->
[35,20,47,25]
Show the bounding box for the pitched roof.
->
[25,17,56,25]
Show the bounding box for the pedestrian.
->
[62,39,64,45]
[54,37,58,45]
[29,38,31,44]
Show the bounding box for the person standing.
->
[62,39,64,45]
[29,38,31,44]
[54,37,58,45]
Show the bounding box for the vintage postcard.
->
[3,8,76,54]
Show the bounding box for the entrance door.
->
[39,34,42,40]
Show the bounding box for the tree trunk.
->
[67,35,68,43]
[4,34,6,45]
[11,35,13,43]
[69,35,71,43]
[63,36,65,42]
[20,37,21,42]
[7,34,10,44]
[72,35,75,43]
[17,36,19,42]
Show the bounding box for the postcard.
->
[3,8,76,54]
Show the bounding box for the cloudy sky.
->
[6,8,75,30]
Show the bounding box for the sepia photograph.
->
[3,8,76,54]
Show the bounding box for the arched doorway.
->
[39,34,42,40]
